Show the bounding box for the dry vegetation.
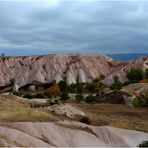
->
[0,94,59,122]
[73,103,148,132]
[0,94,148,133]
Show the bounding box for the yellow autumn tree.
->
[46,83,61,98]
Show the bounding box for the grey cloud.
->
[0,0,148,56]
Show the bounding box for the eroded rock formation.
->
[0,54,147,91]
[0,121,147,147]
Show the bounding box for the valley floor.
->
[74,103,148,132]
[0,94,148,146]
[0,94,148,132]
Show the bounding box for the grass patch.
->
[73,103,148,132]
[0,94,59,122]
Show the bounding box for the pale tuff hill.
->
[0,54,147,91]
[0,121,148,147]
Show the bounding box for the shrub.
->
[123,81,131,86]
[23,93,34,99]
[133,91,148,107]
[93,77,101,83]
[111,75,123,90]
[47,99,54,106]
[139,141,148,147]
[54,99,60,105]
[96,82,105,95]
[86,82,99,93]
[23,92,44,99]
[132,97,142,107]
[141,90,148,107]
[60,93,70,101]
[77,83,86,93]
[34,93,44,98]
[85,95,97,103]
[111,83,123,90]
[79,116,91,124]
[13,91,22,96]
[127,67,144,83]
[75,94,84,103]
[67,83,77,93]
[145,69,148,79]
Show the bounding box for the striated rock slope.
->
[0,54,147,90]
[0,121,147,147]
[0,54,114,91]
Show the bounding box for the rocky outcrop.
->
[0,54,147,91]
[103,56,148,85]
[0,121,147,147]
[47,104,86,118]
[0,54,114,91]
[121,83,148,96]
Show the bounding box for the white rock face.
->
[0,121,147,147]
[0,54,114,91]
[0,54,147,90]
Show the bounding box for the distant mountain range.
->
[108,53,148,61]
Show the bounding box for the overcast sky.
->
[0,0,148,56]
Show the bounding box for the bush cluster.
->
[111,75,123,90]
[132,97,143,107]
[79,116,91,124]
[47,99,60,106]
[60,93,70,101]
[85,95,98,103]
[132,90,148,107]
[127,67,144,83]
[138,141,148,147]
[75,94,84,103]
[23,92,44,99]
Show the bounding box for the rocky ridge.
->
[0,54,147,91]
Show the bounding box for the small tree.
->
[86,82,99,93]
[46,83,60,98]
[97,82,105,95]
[85,95,97,103]
[58,80,67,92]
[126,67,144,83]
[111,75,123,90]
[67,83,77,93]
[77,83,86,93]
[145,69,148,79]
[60,92,70,101]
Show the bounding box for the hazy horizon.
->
[1,0,148,56]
